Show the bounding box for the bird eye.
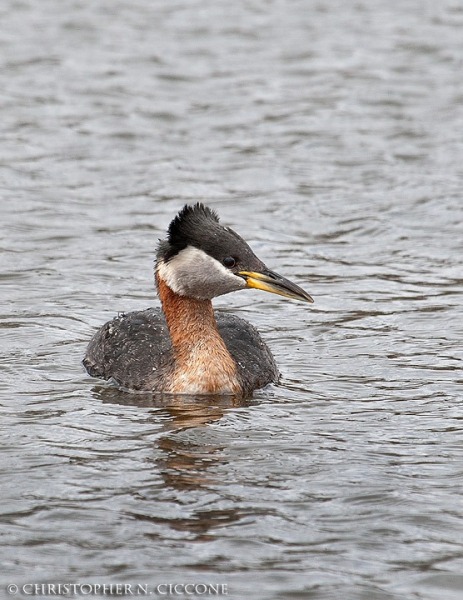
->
[223,256,236,268]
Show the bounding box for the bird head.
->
[156,203,313,304]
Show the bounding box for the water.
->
[1,1,462,598]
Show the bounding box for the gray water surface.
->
[1,1,462,599]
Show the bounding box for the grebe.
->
[83,203,313,396]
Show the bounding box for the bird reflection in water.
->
[92,386,252,540]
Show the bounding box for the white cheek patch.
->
[157,246,246,300]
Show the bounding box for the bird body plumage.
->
[83,307,278,396]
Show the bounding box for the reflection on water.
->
[94,387,250,538]
[2,0,463,598]
[94,386,250,414]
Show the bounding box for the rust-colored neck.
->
[156,275,241,394]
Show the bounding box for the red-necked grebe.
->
[83,203,313,396]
